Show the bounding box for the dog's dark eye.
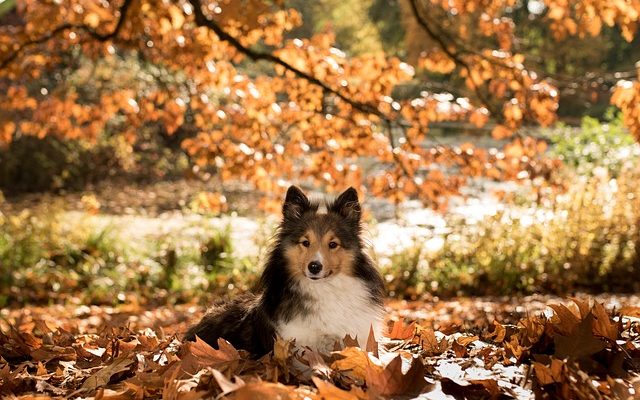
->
[328,241,339,249]
[301,240,310,247]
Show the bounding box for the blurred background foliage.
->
[1,114,638,305]
[382,165,640,298]
[1,0,639,195]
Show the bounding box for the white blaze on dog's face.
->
[284,229,356,280]
[280,186,362,281]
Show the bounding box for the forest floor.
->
[1,294,639,399]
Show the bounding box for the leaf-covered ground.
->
[1,295,639,399]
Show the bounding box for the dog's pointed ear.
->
[283,185,311,220]
[330,187,361,222]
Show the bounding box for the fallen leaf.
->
[452,340,468,358]
[533,358,564,385]
[591,303,618,341]
[619,306,640,318]
[342,334,359,348]
[363,326,378,360]
[554,314,607,358]
[569,297,591,319]
[468,379,501,397]
[387,319,416,340]
[228,381,296,400]
[549,303,581,336]
[81,357,134,390]
[485,321,507,343]
[211,368,246,395]
[365,355,429,397]
[418,327,449,356]
[331,347,372,382]
[31,345,76,362]
[456,335,479,347]
[187,336,240,372]
[312,376,367,400]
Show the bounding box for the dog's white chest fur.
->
[276,275,384,351]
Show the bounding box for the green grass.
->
[547,111,637,177]
[380,166,640,298]
[0,205,260,306]
[0,0,15,18]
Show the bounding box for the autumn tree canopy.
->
[1,0,639,208]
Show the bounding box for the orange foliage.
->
[612,74,640,141]
[0,0,639,207]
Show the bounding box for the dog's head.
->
[279,185,362,281]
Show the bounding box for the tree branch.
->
[407,0,503,119]
[0,0,133,69]
[186,0,390,121]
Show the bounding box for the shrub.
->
[548,111,639,177]
[381,166,640,298]
[0,204,125,304]
[0,130,190,195]
[0,135,129,194]
[200,227,235,273]
[0,204,261,306]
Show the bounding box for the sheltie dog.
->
[185,185,385,356]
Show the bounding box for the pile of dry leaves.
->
[1,298,639,399]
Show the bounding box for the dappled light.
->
[1,0,640,398]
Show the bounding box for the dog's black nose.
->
[307,261,323,274]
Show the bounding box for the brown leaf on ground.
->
[417,326,449,356]
[186,336,241,372]
[331,347,373,382]
[484,321,507,343]
[452,340,468,358]
[591,303,619,341]
[211,368,246,395]
[365,355,429,397]
[342,334,359,348]
[554,314,607,358]
[533,358,565,385]
[456,335,479,347]
[366,326,379,358]
[619,306,640,318]
[81,357,134,390]
[441,377,503,399]
[94,382,144,400]
[387,318,416,340]
[518,315,547,347]
[549,303,581,336]
[312,376,367,400]
[31,345,76,362]
[1,295,638,399]
[468,379,501,397]
[0,329,42,359]
[228,381,298,400]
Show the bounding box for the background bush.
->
[548,111,638,177]
[2,117,639,304]
[0,130,191,195]
[0,204,257,306]
[381,165,640,298]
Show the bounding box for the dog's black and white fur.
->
[185,186,385,356]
